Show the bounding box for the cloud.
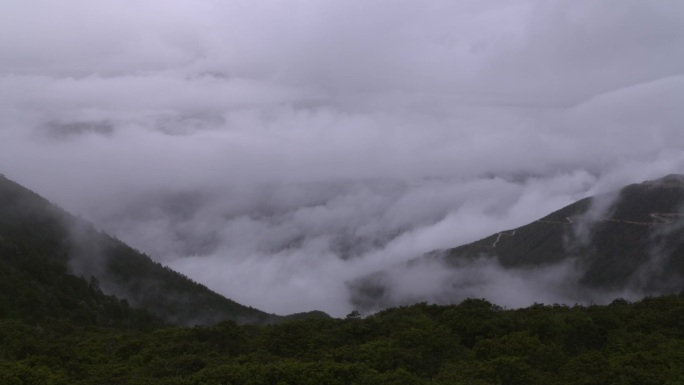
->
[348,253,672,315]
[348,256,587,312]
[1,1,684,317]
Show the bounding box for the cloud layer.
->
[1,1,684,316]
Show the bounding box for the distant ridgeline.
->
[0,174,296,326]
[442,174,684,287]
[350,175,684,310]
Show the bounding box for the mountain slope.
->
[0,174,281,325]
[441,174,684,289]
[350,175,684,309]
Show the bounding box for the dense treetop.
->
[2,295,684,384]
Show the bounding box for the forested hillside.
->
[2,174,684,383]
[0,174,280,325]
[350,175,684,309]
[2,296,684,384]
[442,174,684,289]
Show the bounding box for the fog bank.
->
[1,1,684,316]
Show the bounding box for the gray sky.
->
[1,0,684,316]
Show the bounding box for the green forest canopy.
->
[2,295,684,384]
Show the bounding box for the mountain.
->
[0,174,284,325]
[0,177,684,385]
[442,174,684,287]
[350,174,684,309]
[3,173,684,384]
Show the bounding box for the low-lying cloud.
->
[1,1,684,317]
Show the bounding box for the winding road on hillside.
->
[485,212,684,248]
[537,217,574,225]
[491,230,516,247]
[535,213,684,227]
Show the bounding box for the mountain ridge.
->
[349,174,684,310]
[0,174,293,325]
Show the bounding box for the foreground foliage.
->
[2,295,684,384]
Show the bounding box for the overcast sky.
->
[2,0,684,317]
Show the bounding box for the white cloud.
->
[1,0,683,317]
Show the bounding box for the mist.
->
[347,256,647,314]
[2,1,684,317]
